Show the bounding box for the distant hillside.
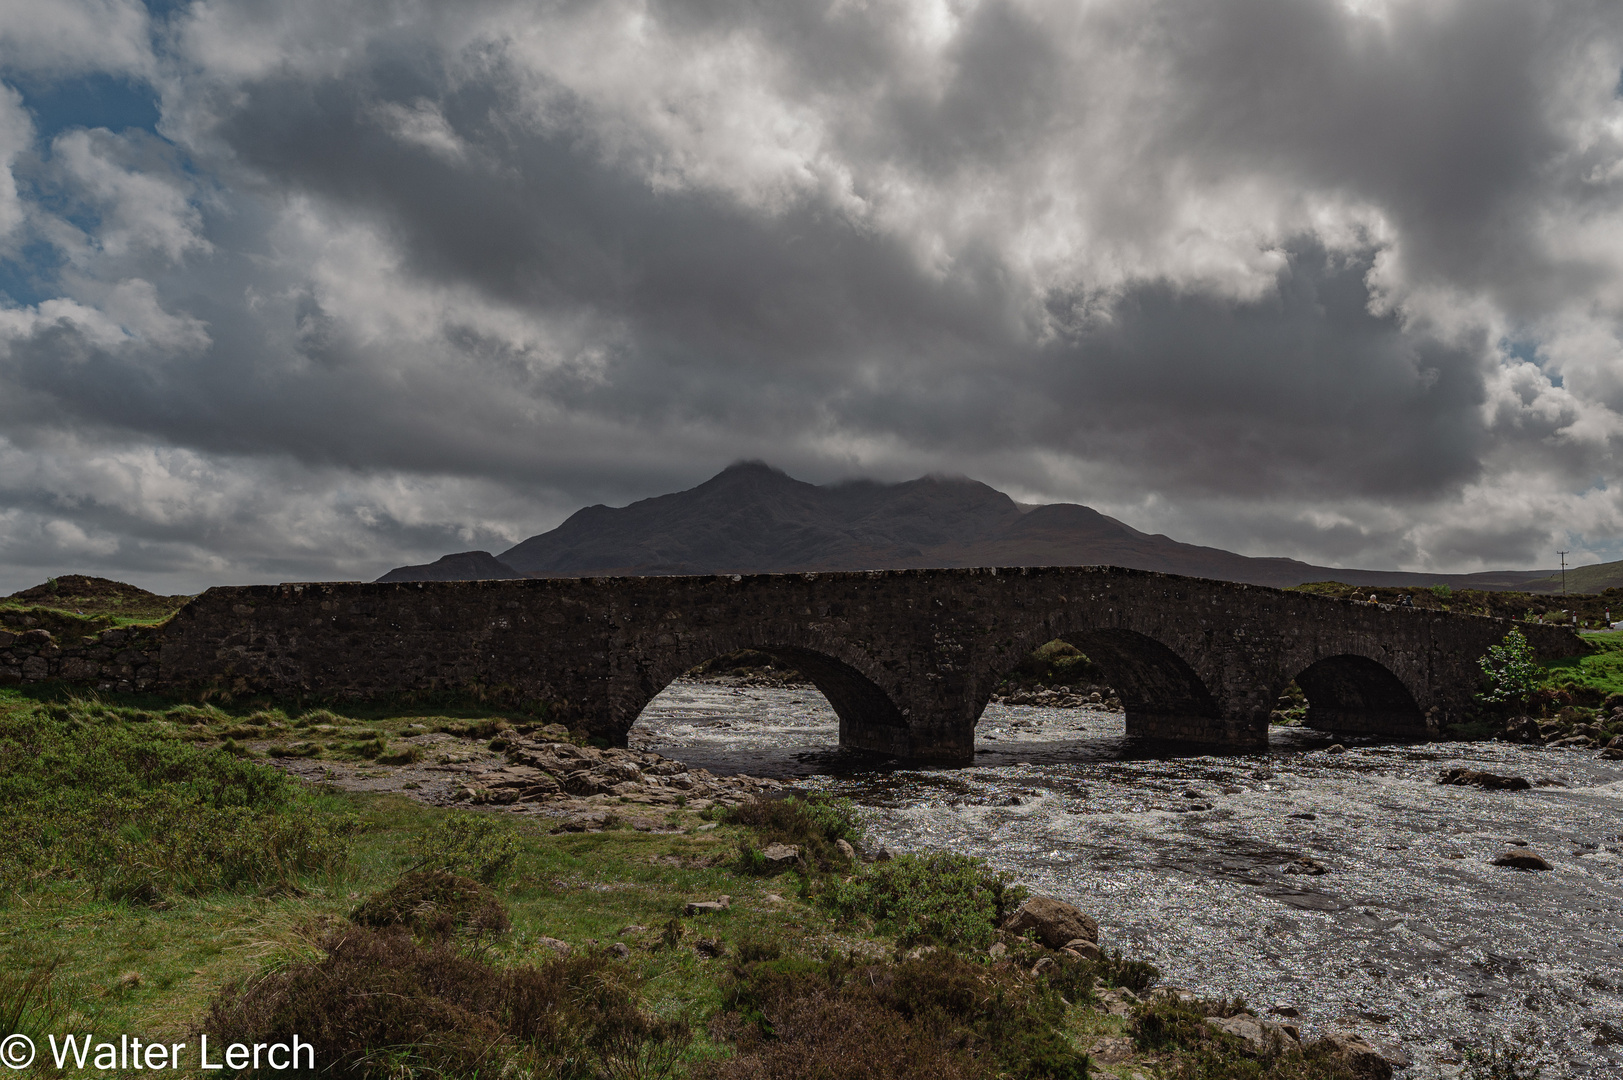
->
[3,575,191,624]
[364,462,1575,591]
[1508,560,1623,595]
[376,551,524,583]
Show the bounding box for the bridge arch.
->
[621,637,907,753]
[1287,653,1427,737]
[980,624,1227,743]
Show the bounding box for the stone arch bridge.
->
[156,566,1584,765]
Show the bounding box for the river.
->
[632,679,1623,1078]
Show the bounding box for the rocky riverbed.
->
[631,679,1623,1079]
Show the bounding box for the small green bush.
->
[1042,949,1161,1002]
[1478,628,1543,709]
[824,852,1027,948]
[724,795,863,873]
[407,815,519,885]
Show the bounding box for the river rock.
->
[835,838,856,859]
[1282,856,1328,875]
[1062,937,1103,960]
[1322,1031,1394,1080]
[1502,716,1542,742]
[1436,767,1531,791]
[1491,850,1552,871]
[1204,1015,1299,1053]
[1002,895,1099,949]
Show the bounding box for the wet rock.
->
[1268,1004,1301,1018]
[1282,856,1329,876]
[1600,746,1623,760]
[1204,1015,1300,1053]
[1326,744,1348,754]
[1491,850,1553,871]
[1002,895,1099,949]
[683,896,732,916]
[1548,735,1594,749]
[1322,1031,1395,1079]
[1502,716,1542,743]
[1436,767,1531,791]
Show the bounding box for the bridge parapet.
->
[153,566,1585,764]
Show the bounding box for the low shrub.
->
[406,814,519,885]
[824,852,1026,948]
[724,795,862,873]
[1131,996,1377,1080]
[701,948,1086,1080]
[1040,949,1161,1004]
[350,870,510,939]
[208,927,689,1080]
[0,700,353,898]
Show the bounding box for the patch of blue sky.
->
[12,73,161,141]
[1498,335,1564,386]
[0,239,66,308]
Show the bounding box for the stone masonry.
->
[0,615,162,692]
[146,566,1585,765]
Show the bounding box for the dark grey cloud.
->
[0,0,1621,593]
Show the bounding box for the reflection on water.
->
[634,679,1623,1077]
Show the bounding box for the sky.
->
[1,0,1622,595]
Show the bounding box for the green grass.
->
[1541,631,1623,697]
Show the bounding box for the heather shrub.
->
[350,870,510,939]
[701,948,1086,1080]
[208,927,689,1080]
[824,852,1026,947]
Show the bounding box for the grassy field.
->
[1540,630,1623,698]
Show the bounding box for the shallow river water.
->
[633,680,1623,1078]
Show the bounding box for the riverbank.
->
[0,684,1451,1079]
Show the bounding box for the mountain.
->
[375,551,525,583]
[379,462,1579,591]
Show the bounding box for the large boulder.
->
[1001,896,1098,949]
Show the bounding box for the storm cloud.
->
[1,0,1621,592]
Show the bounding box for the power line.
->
[1557,549,1569,597]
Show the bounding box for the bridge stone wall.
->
[153,566,1585,764]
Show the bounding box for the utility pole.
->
[1557,549,1569,597]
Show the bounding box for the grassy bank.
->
[0,687,1468,1080]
